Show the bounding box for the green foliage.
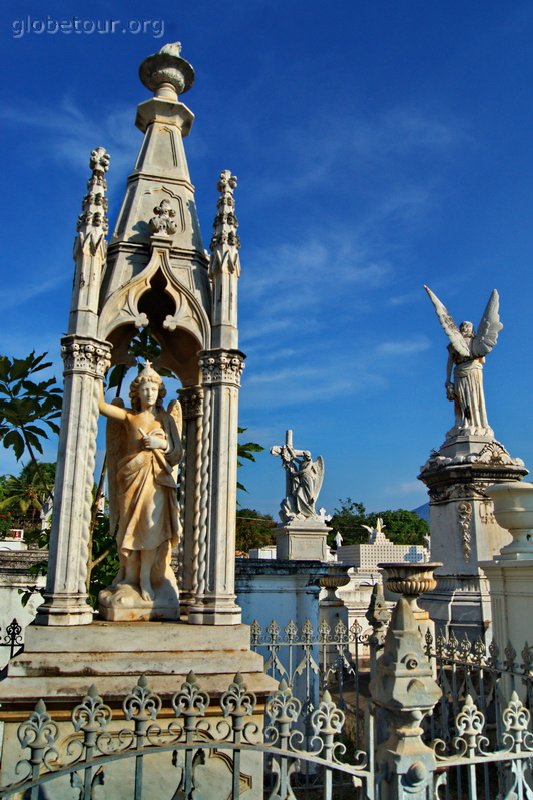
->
[328,498,369,545]
[88,511,120,608]
[236,427,264,493]
[0,352,62,462]
[0,461,56,524]
[376,509,428,545]
[329,497,428,546]
[236,508,276,553]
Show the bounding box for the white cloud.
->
[375,336,431,357]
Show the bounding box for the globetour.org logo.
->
[12,16,165,39]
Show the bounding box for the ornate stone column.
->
[188,350,244,625]
[36,148,112,626]
[177,385,203,611]
[36,338,111,625]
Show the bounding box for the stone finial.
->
[209,171,241,272]
[149,199,177,237]
[139,42,195,101]
[76,147,110,233]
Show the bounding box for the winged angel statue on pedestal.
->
[425,286,503,439]
[98,362,182,619]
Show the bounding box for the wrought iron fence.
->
[429,690,533,800]
[423,629,533,800]
[0,618,23,667]
[250,617,372,752]
[0,672,374,800]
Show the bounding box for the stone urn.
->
[319,563,351,606]
[486,482,533,560]
[378,562,442,622]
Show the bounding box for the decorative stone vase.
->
[378,562,442,622]
[486,482,533,560]
[319,563,351,605]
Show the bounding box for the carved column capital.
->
[199,349,245,387]
[178,386,204,419]
[61,335,112,377]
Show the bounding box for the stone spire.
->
[98,43,209,362]
[69,147,110,337]
[209,171,241,349]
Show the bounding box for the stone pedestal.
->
[0,621,274,709]
[0,621,275,799]
[276,518,331,561]
[418,434,527,641]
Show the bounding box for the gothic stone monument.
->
[0,44,275,787]
[418,286,527,640]
[271,430,331,560]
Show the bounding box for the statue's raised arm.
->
[424,286,502,439]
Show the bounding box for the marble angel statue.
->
[424,285,502,438]
[271,431,325,523]
[98,362,182,618]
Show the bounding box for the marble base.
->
[99,579,180,622]
[0,621,276,711]
[276,520,331,561]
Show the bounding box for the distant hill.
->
[412,503,429,523]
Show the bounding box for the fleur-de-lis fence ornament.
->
[318,619,331,645]
[220,672,257,740]
[171,672,209,800]
[72,684,112,750]
[250,619,262,647]
[171,671,209,740]
[472,636,486,666]
[310,689,345,759]
[283,620,298,644]
[123,675,162,742]
[453,694,489,758]
[501,691,533,752]
[17,699,59,779]
[265,680,302,800]
[505,642,518,672]
[220,673,257,800]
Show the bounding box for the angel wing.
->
[424,285,470,358]
[313,455,325,501]
[472,289,502,357]
[105,397,126,544]
[167,398,183,439]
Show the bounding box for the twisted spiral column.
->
[188,348,244,625]
[36,335,111,626]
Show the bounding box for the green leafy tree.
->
[236,508,276,553]
[328,497,429,546]
[237,428,264,493]
[374,509,428,545]
[328,498,370,546]
[0,461,55,526]
[0,352,61,495]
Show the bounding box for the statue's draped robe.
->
[116,412,179,554]
[449,345,489,431]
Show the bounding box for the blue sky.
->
[2,0,533,519]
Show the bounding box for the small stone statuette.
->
[271,430,325,524]
[424,285,502,440]
[98,362,183,621]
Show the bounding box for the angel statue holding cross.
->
[424,286,503,439]
[271,430,325,523]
